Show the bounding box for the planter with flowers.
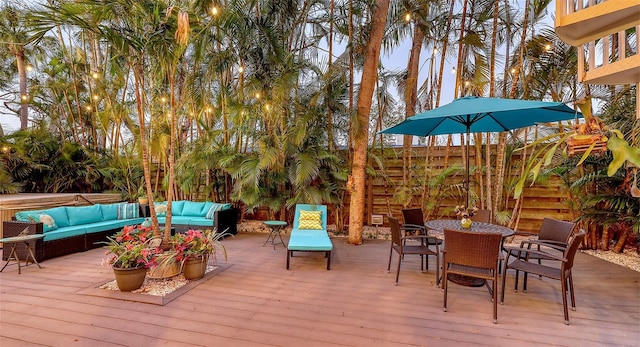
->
[454,205,479,229]
[171,229,228,280]
[102,225,160,291]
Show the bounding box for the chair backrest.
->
[538,218,575,243]
[388,216,403,248]
[402,208,424,225]
[562,229,586,271]
[443,229,502,270]
[292,204,328,231]
[473,210,492,223]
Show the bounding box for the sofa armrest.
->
[2,221,44,261]
[3,220,43,237]
[214,208,239,235]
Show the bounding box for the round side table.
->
[263,221,288,249]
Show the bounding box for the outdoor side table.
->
[263,221,287,249]
[0,234,45,274]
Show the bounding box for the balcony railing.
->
[555,0,640,118]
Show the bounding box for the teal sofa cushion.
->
[182,201,206,217]
[169,216,193,225]
[100,203,120,221]
[188,217,215,227]
[43,207,70,227]
[67,205,103,226]
[83,220,128,234]
[171,200,186,215]
[288,229,333,251]
[43,226,86,241]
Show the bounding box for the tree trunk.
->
[348,0,390,245]
[402,25,424,190]
[15,47,28,129]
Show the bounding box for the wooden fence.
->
[343,145,574,234]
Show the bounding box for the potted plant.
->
[102,225,160,291]
[171,229,228,280]
[454,205,479,229]
[136,186,149,205]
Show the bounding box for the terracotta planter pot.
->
[183,255,208,280]
[113,266,147,292]
[148,262,181,279]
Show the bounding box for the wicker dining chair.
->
[387,216,440,286]
[501,229,586,325]
[442,228,503,324]
[503,218,575,280]
[473,209,492,223]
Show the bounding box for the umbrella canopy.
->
[380,96,582,208]
[380,96,581,136]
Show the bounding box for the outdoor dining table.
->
[425,219,515,239]
[425,219,514,287]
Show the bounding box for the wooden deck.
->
[1,233,638,346]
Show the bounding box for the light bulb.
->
[238,66,244,73]
[404,13,411,22]
[211,6,218,16]
[91,72,99,79]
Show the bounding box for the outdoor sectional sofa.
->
[2,200,238,262]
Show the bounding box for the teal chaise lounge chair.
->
[286,204,333,270]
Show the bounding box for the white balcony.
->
[555,0,640,46]
[555,0,640,118]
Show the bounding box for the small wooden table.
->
[263,221,287,249]
[0,234,45,274]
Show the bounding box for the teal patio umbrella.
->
[380,96,581,207]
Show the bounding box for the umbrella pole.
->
[465,127,470,208]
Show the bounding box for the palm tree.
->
[0,2,32,129]
[348,0,390,245]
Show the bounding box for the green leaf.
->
[607,136,640,176]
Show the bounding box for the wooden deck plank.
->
[1,233,638,347]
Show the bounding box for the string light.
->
[26,65,33,72]
[510,68,516,74]
[451,67,456,74]
[21,94,28,101]
[404,13,411,22]
[255,92,261,99]
[91,72,99,79]
[161,96,168,104]
[85,105,92,111]
[433,48,438,54]
[92,94,99,101]
[464,81,470,87]
[238,65,244,73]
[264,104,271,111]
[211,6,219,16]
[545,43,552,51]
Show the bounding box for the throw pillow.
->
[117,202,140,219]
[205,203,223,220]
[154,202,168,217]
[16,212,58,232]
[298,210,323,230]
